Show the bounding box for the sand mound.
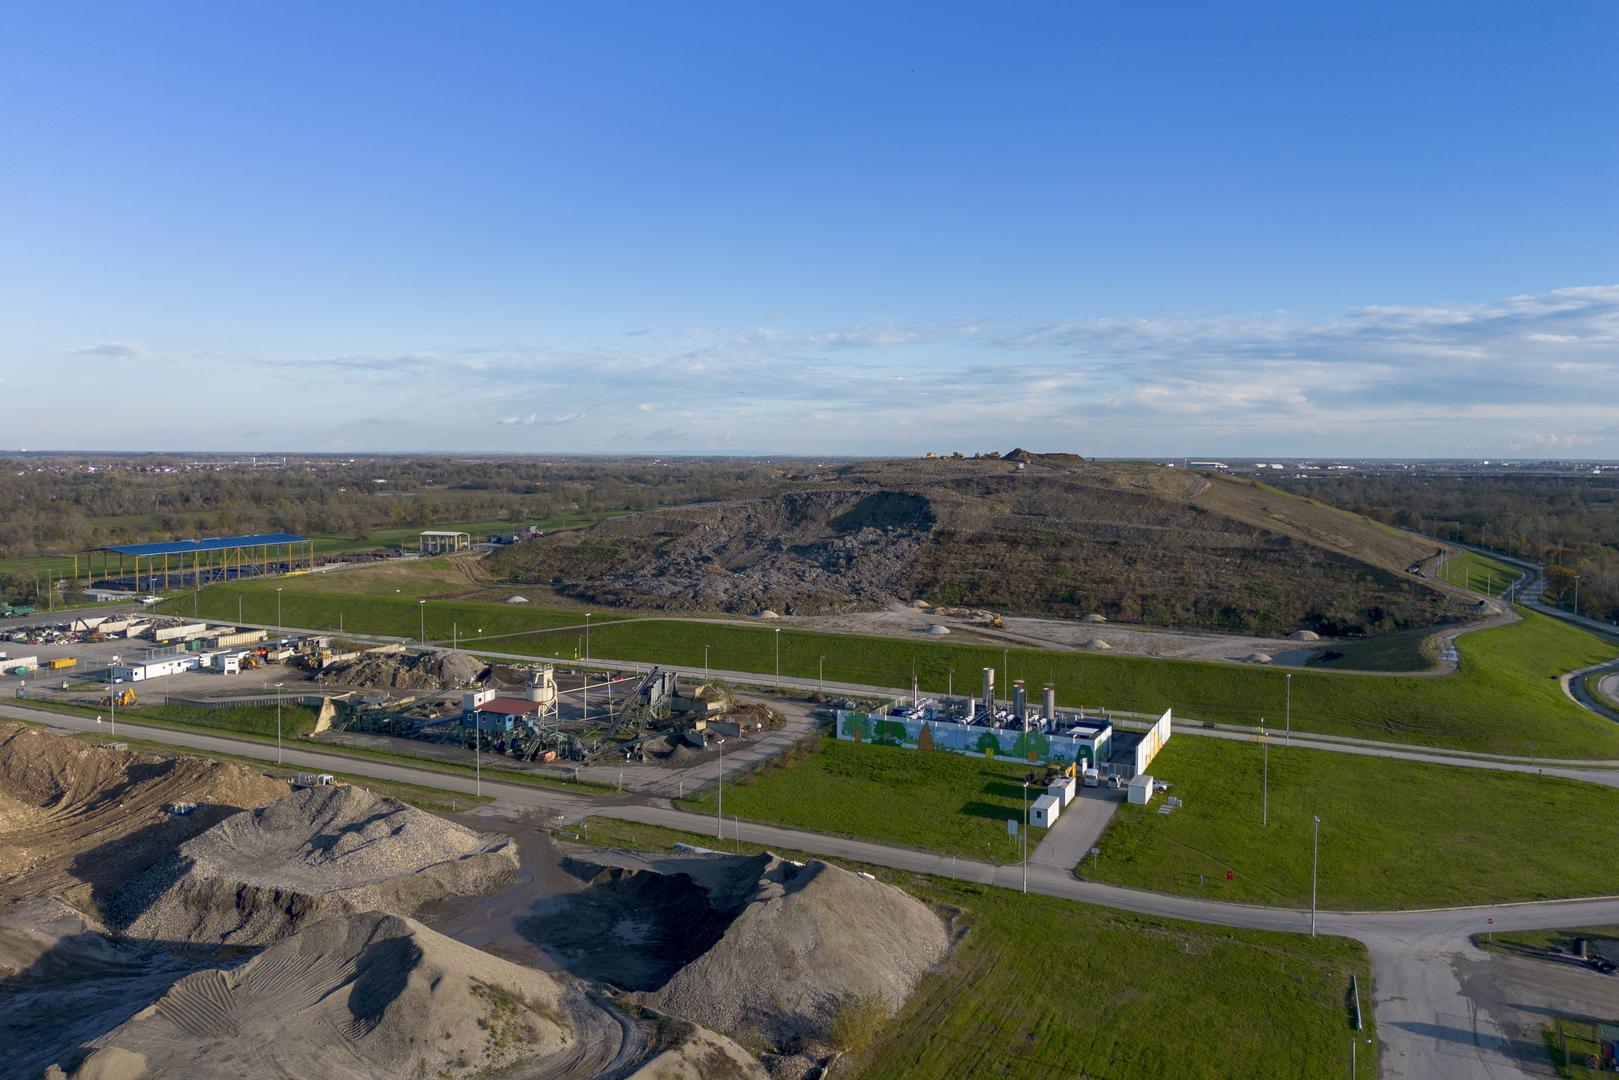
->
[1247,652,1273,664]
[1084,638,1112,650]
[1287,629,1320,641]
[116,785,518,945]
[1080,612,1108,623]
[625,1022,766,1080]
[0,723,289,913]
[316,648,485,690]
[924,624,950,635]
[55,911,572,1080]
[642,857,948,1051]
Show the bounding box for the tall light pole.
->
[109,655,119,737]
[1022,772,1032,894]
[716,737,724,841]
[274,682,285,764]
[1311,815,1321,937]
[774,627,781,690]
[1284,673,1291,745]
[947,668,954,698]
[275,587,283,628]
[1260,724,1268,827]
[418,599,426,643]
[584,612,591,661]
[703,644,710,682]
[474,707,481,797]
[818,655,825,696]
[238,595,243,625]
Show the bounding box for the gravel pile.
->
[115,786,518,945]
[641,856,949,1052]
[316,648,486,690]
[49,912,572,1080]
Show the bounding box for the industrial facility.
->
[835,666,1172,779]
[419,530,471,555]
[85,533,315,592]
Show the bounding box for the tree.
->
[1011,729,1050,763]
[840,712,873,743]
[873,719,907,746]
[976,731,1000,758]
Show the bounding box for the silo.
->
[1042,684,1056,721]
[981,667,995,714]
[1012,680,1027,719]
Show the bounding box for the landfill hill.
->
[0,722,290,917]
[115,784,519,945]
[489,455,1456,635]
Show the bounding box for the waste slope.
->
[642,857,949,1050]
[0,722,289,911]
[47,912,572,1080]
[116,785,517,944]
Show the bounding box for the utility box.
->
[1030,793,1061,828]
[1128,774,1155,805]
[47,658,77,670]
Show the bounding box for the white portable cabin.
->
[1047,775,1077,807]
[1030,793,1061,828]
[1127,774,1155,805]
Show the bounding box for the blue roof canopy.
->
[99,533,308,558]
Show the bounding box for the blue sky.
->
[2,2,1616,456]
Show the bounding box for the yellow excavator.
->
[99,688,136,708]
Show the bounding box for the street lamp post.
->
[818,655,825,696]
[716,737,724,841]
[1311,815,1321,937]
[947,668,953,698]
[1261,725,1268,827]
[418,599,426,643]
[703,644,709,682]
[274,682,285,765]
[774,627,781,690]
[1285,673,1291,745]
[275,587,283,628]
[1022,773,1032,894]
[585,612,591,661]
[474,708,481,797]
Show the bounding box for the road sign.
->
[1008,819,1017,837]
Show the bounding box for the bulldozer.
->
[99,688,136,708]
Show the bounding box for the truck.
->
[1,605,34,618]
[1082,766,1101,787]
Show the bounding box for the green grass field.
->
[1304,627,1434,672]
[1084,736,1619,909]
[170,574,1619,757]
[678,738,1046,862]
[570,816,1376,1080]
[1438,548,1521,594]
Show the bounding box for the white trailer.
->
[1047,775,1077,807]
[1030,793,1061,828]
[1128,774,1155,805]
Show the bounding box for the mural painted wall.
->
[836,710,1109,766]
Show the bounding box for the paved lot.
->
[1029,785,1120,870]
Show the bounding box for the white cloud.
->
[75,341,148,358]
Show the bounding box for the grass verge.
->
[1438,549,1521,594]
[567,816,1376,1080]
[11,697,612,795]
[64,730,492,814]
[1084,735,1619,909]
[676,737,1045,863]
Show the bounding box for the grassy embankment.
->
[570,816,1375,1080]
[1437,548,1523,594]
[1082,736,1619,909]
[678,737,1045,863]
[14,697,612,795]
[178,575,1619,758]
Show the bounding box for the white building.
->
[1030,793,1062,828]
[1127,774,1156,805]
[112,654,202,682]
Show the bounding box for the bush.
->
[829,993,889,1056]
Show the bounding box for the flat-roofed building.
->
[420,531,471,555]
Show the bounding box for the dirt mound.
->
[641,732,705,765]
[53,911,573,1080]
[640,857,949,1052]
[491,458,1452,634]
[0,723,289,914]
[316,648,486,690]
[625,1022,766,1080]
[116,785,518,945]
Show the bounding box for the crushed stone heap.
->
[115,785,517,945]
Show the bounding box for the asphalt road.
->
[12,699,1619,1079]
